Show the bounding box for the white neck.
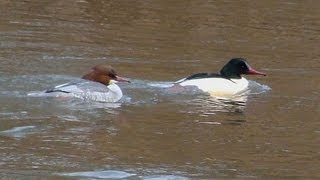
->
[107,83,123,102]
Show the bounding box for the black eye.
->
[109,74,117,79]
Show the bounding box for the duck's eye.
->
[109,74,117,79]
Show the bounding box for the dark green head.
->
[220,58,266,79]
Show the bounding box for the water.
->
[0,0,319,179]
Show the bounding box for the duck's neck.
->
[108,83,123,102]
[220,72,241,79]
[220,68,241,79]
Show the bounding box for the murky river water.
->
[0,0,319,179]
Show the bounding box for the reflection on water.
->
[141,79,270,117]
[58,169,190,179]
[1,74,270,111]
[186,95,247,115]
[0,74,270,126]
[143,175,189,180]
[0,126,36,139]
[59,170,137,179]
[0,0,319,179]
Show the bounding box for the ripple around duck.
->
[122,78,270,98]
[0,75,271,122]
[248,80,272,95]
[134,79,269,102]
[1,74,270,103]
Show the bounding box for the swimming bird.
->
[175,58,266,96]
[45,65,130,102]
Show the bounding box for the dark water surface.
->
[0,0,319,179]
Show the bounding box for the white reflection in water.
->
[0,126,36,138]
[143,175,189,180]
[58,170,136,179]
[147,79,270,116]
[1,75,270,122]
[58,170,190,180]
[185,81,270,115]
[183,94,247,115]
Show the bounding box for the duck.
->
[175,58,266,96]
[44,65,130,102]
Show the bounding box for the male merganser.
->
[44,65,130,102]
[175,58,266,96]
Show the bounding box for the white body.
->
[31,79,123,103]
[177,77,249,96]
[71,82,123,103]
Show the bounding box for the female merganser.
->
[175,58,266,96]
[44,65,130,102]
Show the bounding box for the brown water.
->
[0,0,319,179]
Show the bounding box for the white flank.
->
[178,77,249,96]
